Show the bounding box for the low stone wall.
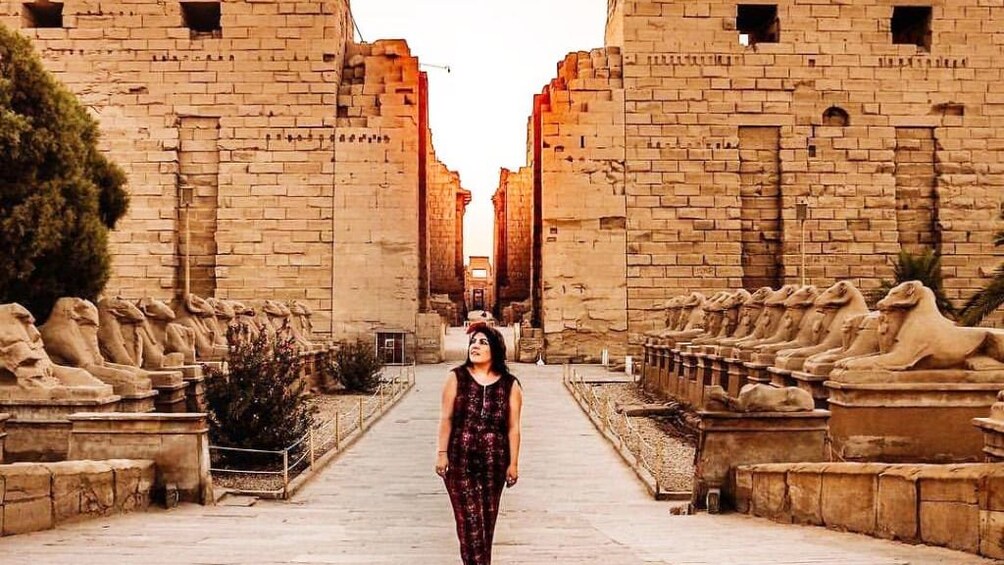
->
[68,413,213,505]
[1,459,154,537]
[734,462,1004,559]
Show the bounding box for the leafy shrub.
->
[0,25,128,321]
[323,338,383,393]
[870,249,956,317]
[205,324,315,460]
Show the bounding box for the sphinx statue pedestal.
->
[971,392,1004,462]
[788,370,831,408]
[0,386,121,462]
[825,368,1004,463]
[693,409,830,511]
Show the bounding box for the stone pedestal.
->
[744,362,771,384]
[724,358,748,398]
[826,368,1004,463]
[116,391,158,413]
[972,395,1004,462]
[68,413,213,504]
[153,383,188,413]
[767,367,794,389]
[0,395,121,462]
[694,409,830,510]
[789,371,831,409]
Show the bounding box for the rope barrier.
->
[210,364,415,498]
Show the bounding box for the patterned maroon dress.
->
[444,365,518,565]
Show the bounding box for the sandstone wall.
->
[617,0,1004,350]
[428,144,469,316]
[0,0,352,336]
[537,48,628,362]
[492,166,532,315]
[333,40,423,348]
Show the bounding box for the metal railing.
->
[563,365,687,499]
[210,364,416,498]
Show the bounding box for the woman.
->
[436,323,523,565]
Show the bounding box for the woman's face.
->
[468,332,492,365]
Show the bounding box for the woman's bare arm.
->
[506,381,523,485]
[437,371,458,455]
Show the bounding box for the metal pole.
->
[282,448,289,499]
[358,397,364,432]
[334,412,340,450]
[801,217,806,287]
[309,428,315,470]
[184,202,191,296]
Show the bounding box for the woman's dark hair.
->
[462,322,510,376]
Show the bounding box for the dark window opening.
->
[892,6,932,51]
[737,4,779,45]
[22,2,63,28]
[181,2,221,38]
[822,106,850,127]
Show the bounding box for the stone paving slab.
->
[0,363,992,564]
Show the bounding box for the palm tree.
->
[871,249,957,318]
[960,231,1004,326]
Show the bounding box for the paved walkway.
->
[1,363,992,564]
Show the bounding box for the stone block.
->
[820,463,888,535]
[108,459,155,512]
[733,466,753,514]
[750,465,790,523]
[876,465,921,541]
[981,510,1004,560]
[43,461,115,523]
[787,465,823,526]
[1,463,53,535]
[917,464,985,553]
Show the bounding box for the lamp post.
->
[796,198,809,286]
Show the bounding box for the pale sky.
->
[349,0,608,265]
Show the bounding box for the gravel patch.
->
[583,382,696,494]
[211,386,404,495]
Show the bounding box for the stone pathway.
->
[0,363,991,564]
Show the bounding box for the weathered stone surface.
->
[2,463,53,536]
[788,464,824,526]
[876,465,922,541]
[68,413,212,505]
[43,461,115,523]
[918,465,984,553]
[108,459,156,512]
[820,463,889,535]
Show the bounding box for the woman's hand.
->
[435,452,449,478]
[505,463,518,488]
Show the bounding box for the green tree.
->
[0,25,128,321]
[871,249,956,317]
[960,231,1004,326]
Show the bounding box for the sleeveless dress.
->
[444,366,518,565]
